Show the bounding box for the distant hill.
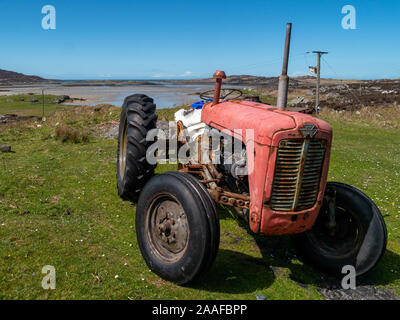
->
[168,74,299,86]
[0,69,48,84]
[192,74,317,84]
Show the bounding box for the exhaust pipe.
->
[277,23,292,109]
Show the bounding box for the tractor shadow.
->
[190,208,400,296]
[251,233,400,294]
[189,248,275,294]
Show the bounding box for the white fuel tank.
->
[174,108,206,142]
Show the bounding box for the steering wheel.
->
[200,88,242,101]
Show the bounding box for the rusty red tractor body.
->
[201,95,332,236]
[116,71,387,285]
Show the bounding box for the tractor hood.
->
[201,100,332,146]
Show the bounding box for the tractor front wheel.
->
[293,182,387,276]
[136,172,220,285]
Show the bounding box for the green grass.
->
[0,94,69,117]
[156,105,190,121]
[0,98,399,299]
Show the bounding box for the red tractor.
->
[116,71,387,285]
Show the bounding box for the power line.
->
[227,52,306,72]
[321,56,365,108]
[303,51,311,71]
[194,52,310,78]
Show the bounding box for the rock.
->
[0,114,38,124]
[0,114,17,123]
[325,92,339,98]
[105,126,119,139]
[335,84,347,90]
[256,294,266,300]
[53,95,71,104]
[0,144,11,152]
[289,96,311,105]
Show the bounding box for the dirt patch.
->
[0,114,39,124]
[318,282,398,300]
[95,121,119,139]
[97,120,170,140]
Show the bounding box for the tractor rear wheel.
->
[136,172,220,285]
[293,182,387,276]
[117,94,157,202]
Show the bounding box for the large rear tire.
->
[136,172,220,285]
[117,94,157,202]
[293,182,387,276]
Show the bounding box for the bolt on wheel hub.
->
[150,199,189,259]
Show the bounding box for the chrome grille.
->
[270,139,326,212]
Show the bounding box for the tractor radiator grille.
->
[270,139,327,212]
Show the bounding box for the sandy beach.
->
[0,82,217,108]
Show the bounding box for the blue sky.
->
[0,0,399,80]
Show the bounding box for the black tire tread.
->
[293,182,387,277]
[165,172,220,277]
[136,172,220,285]
[117,94,157,202]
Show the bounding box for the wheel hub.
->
[153,200,188,255]
[308,206,362,257]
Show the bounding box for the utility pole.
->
[277,22,292,109]
[312,51,328,113]
[42,89,46,121]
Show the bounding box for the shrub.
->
[55,125,89,143]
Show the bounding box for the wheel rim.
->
[146,193,189,263]
[119,115,128,178]
[306,205,364,258]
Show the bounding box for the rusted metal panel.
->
[260,124,332,235]
[202,100,297,146]
[270,138,326,211]
[198,98,333,235]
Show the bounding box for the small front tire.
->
[293,182,387,276]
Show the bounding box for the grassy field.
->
[0,95,399,299]
[0,94,69,117]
